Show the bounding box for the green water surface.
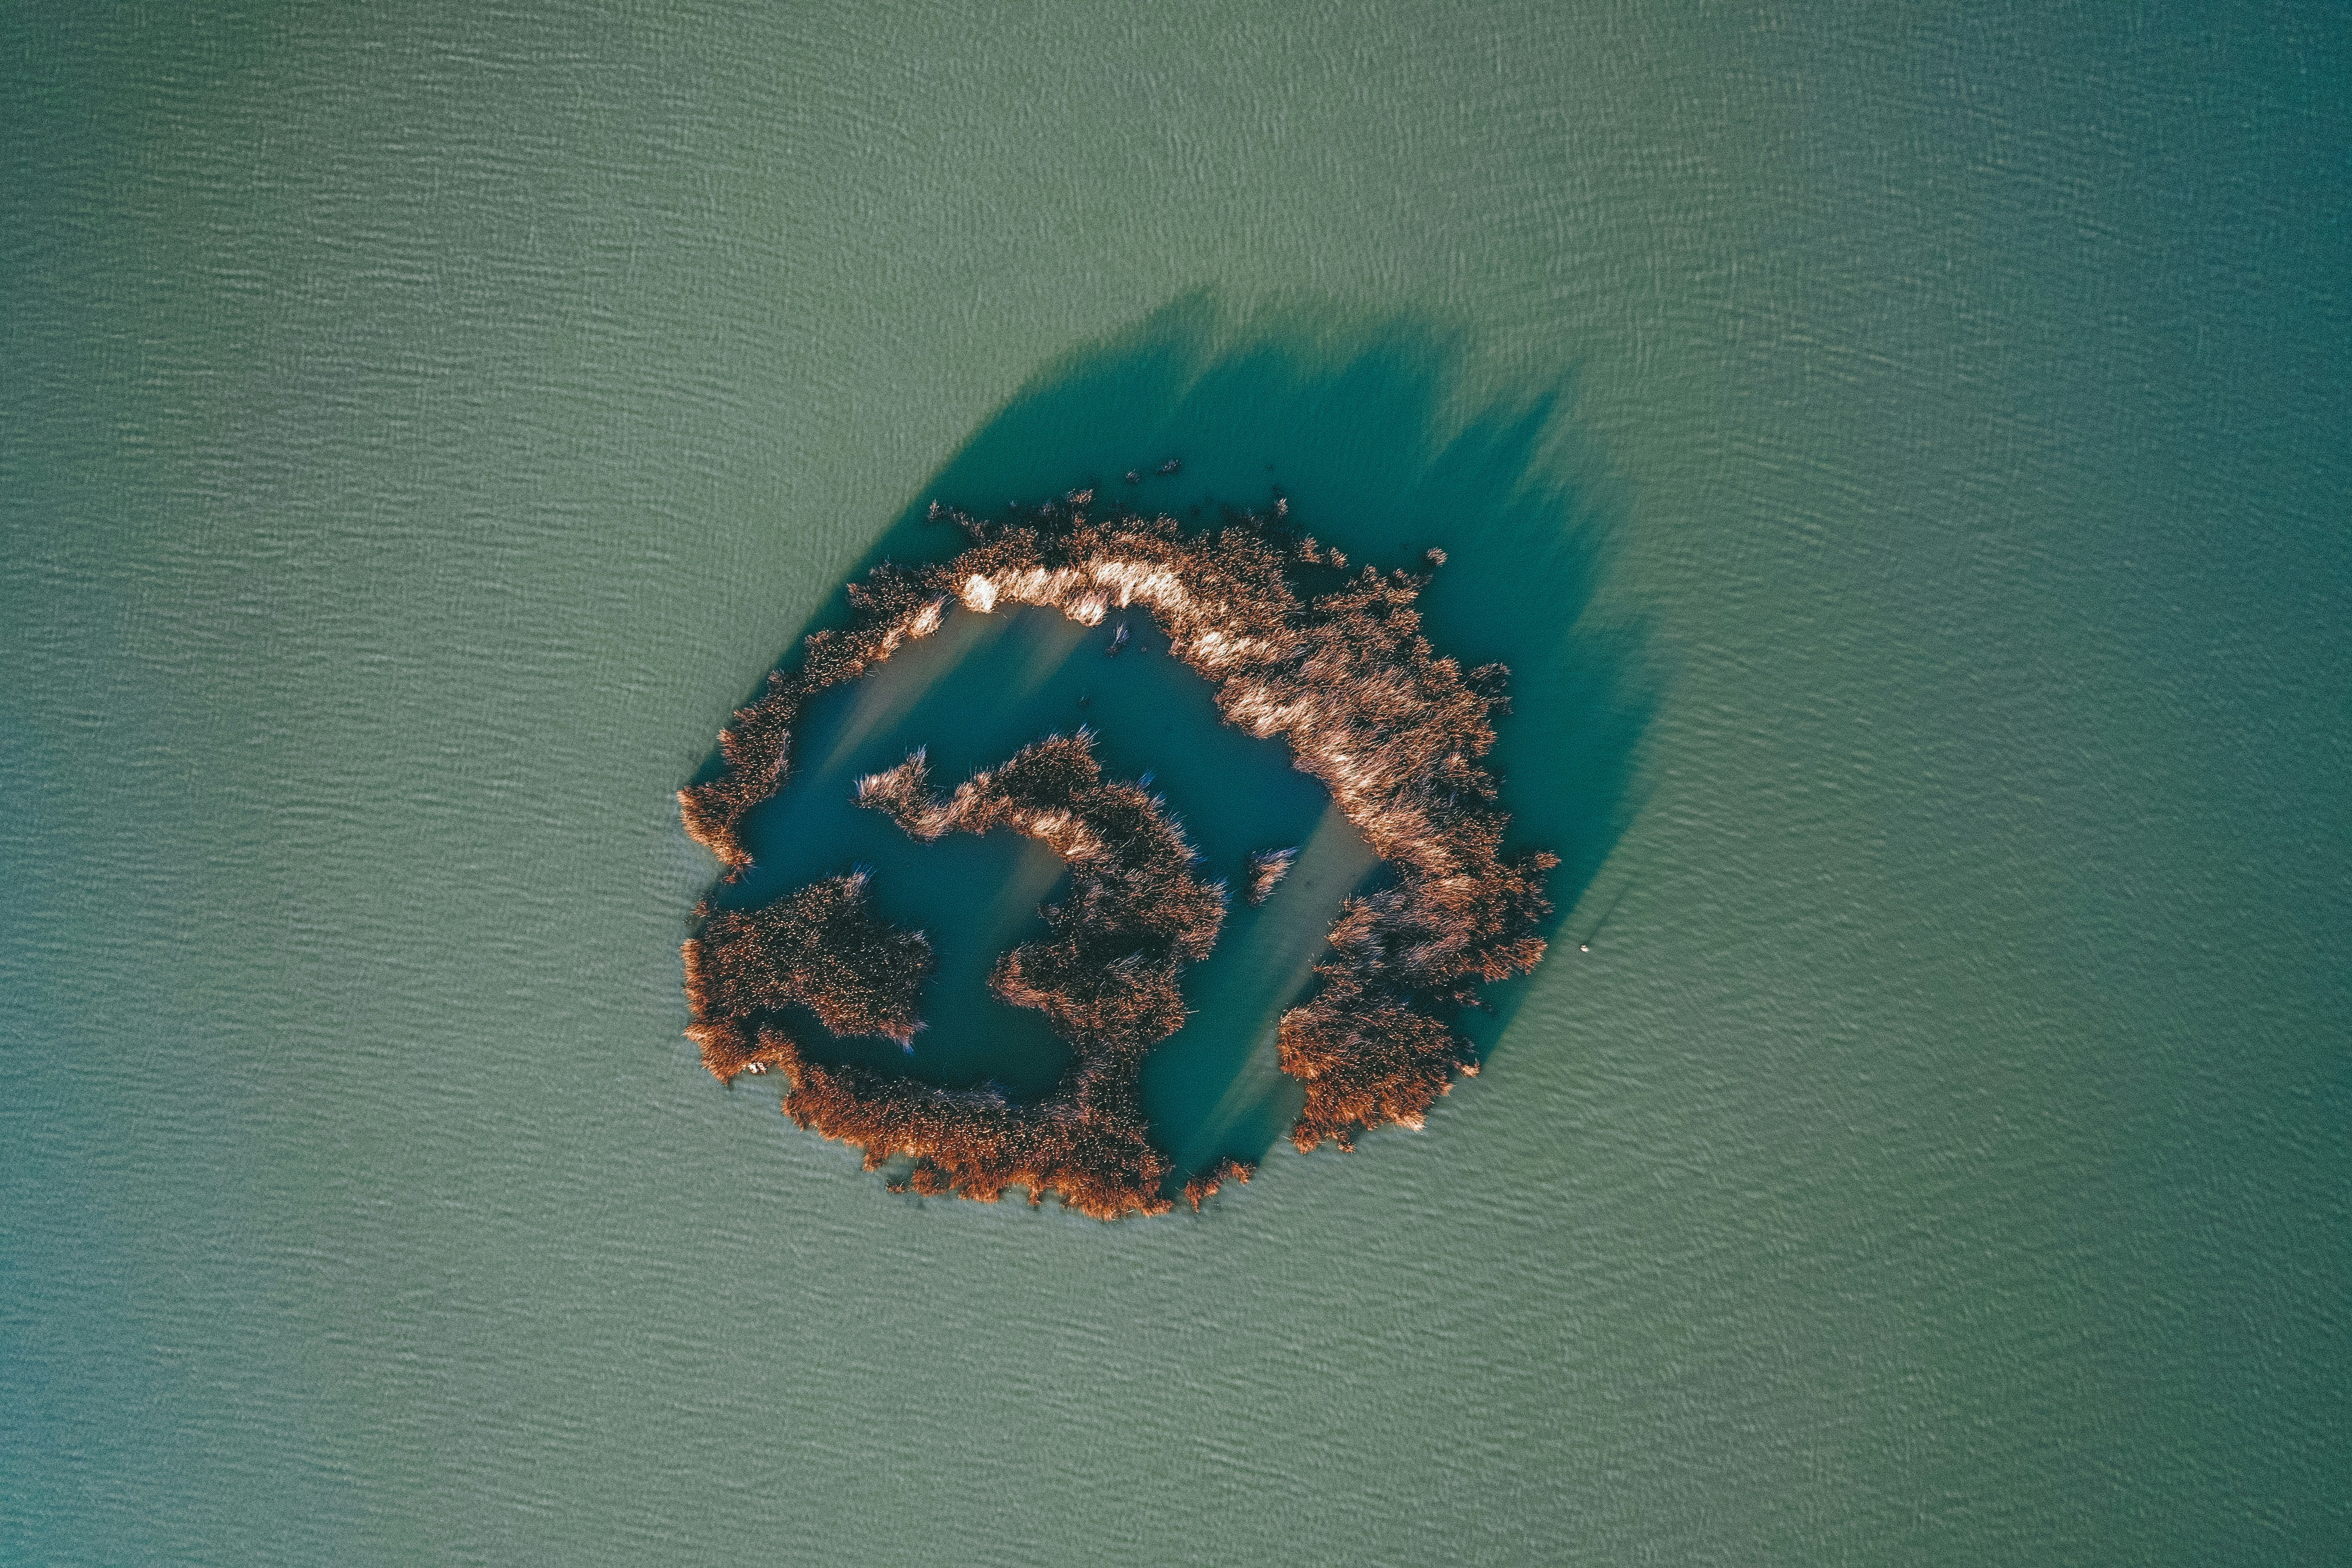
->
[3,2,2346,1564]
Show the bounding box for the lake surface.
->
[3,3,2346,1563]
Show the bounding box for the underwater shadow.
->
[692,291,1657,1177]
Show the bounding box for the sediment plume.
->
[1242,847,1298,905]
[680,490,1555,1211]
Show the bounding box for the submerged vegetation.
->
[681,491,1556,1215]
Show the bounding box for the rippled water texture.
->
[4,3,2346,1564]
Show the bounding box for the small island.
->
[681,491,1556,1216]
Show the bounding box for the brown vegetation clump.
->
[1183,1156,1255,1212]
[682,870,932,1081]
[679,492,1556,1212]
[761,732,1224,1219]
[1242,847,1298,905]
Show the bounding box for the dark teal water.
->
[4,3,2348,1564]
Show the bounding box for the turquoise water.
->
[4,3,2347,1563]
